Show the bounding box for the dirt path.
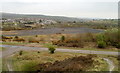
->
[6,59,13,71]
[103,58,115,73]
[1,45,119,58]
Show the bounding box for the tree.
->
[61,36,65,42]
[73,21,76,23]
[48,46,56,54]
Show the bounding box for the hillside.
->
[1,12,83,22]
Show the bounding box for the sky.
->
[0,0,119,19]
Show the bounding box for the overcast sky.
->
[0,0,119,19]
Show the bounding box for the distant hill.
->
[0,12,86,22]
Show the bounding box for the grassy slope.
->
[9,51,109,71]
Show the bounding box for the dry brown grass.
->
[13,38,26,42]
[52,33,96,48]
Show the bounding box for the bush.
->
[48,46,56,54]
[37,51,40,53]
[104,28,119,46]
[116,42,120,49]
[97,41,106,48]
[96,34,105,42]
[15,36,19,39]
[19,50,23,55]
[35,35,38,37]
[61,36,65,42]
[96,28,119,48]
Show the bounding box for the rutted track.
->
[0,45,119,58]
[103,58,115,73]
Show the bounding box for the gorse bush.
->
[37,51,40,53]
[96,34,105,42]
[96,28,119,48]
[104,28,119,45]
[97,41,106,48]
[35,35,38,37]
[19,50,23,55]
[116,42,120,49]
[48,46,56,54]
[15,36,19,39]
[61,36,65,42]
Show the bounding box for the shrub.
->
[103,28,119,48]
[37,51,40,53]
[117,55,120,60]
[96,34,105,42]
[1,35,4,38]
[116,42,120,49]
[48,46,56,54]
[61,36,65,42]
[2,35,5,39]
[97,41,106,48]
[35,35,38,37]
[19,50,23,55]
[15,36,19,39]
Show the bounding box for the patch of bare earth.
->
[34,55,96,72]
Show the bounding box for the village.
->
[0,18,57,30]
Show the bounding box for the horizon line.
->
[0,12,118,19]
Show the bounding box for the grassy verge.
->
[42,43,119,52]
[60,47,120,52]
